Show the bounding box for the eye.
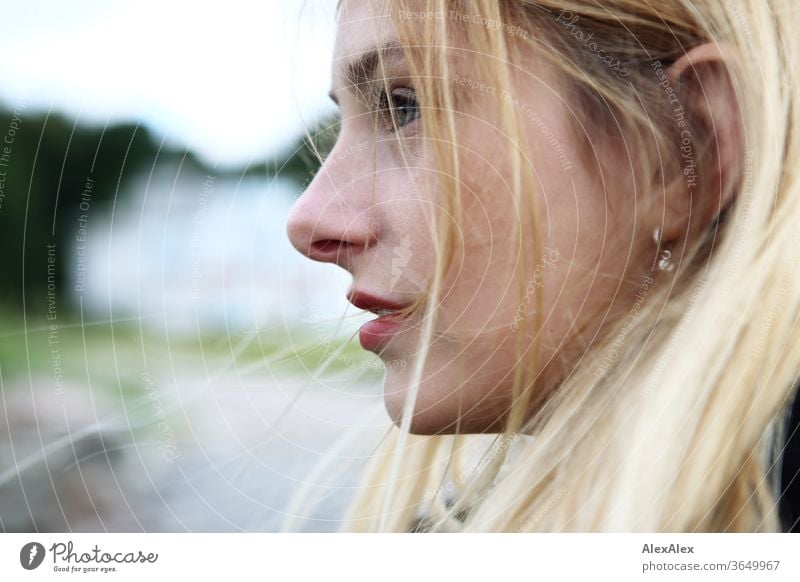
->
[378,87,420,132]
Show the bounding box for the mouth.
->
[347,289,412,352]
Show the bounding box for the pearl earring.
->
[653,227,674,272]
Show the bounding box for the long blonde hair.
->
[290,0,800,532]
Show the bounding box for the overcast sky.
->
[0,0,339,168]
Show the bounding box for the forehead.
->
[334,0,398,65]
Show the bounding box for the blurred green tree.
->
[0,108,336,319]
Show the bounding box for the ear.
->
[654,43,742,243]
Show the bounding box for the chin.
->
[382,368,510,435]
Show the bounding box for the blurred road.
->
[0,373,387,532]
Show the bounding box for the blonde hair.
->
[289,0,800,532]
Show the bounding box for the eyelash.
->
[377,87,420,133]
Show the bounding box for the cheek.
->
[356,153,440,295]
[519,116,642,354]
[434,128,547,334]
[376,128,521,310]
[432,111,619,353]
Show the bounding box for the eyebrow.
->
[328,41,404,106]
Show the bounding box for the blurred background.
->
[0,0,390,532]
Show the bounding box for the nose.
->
[286,157,377,269]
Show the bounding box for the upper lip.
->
[347,289,410,314]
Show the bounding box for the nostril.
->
[309,239,357,263]
[310,239,342,255]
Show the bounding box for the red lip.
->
[346,289,410,312]
[347,289,411,352]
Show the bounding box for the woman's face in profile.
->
[287,0,645,433]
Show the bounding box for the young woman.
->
[286,0,800,532]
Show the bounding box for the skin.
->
[286,0,736,434]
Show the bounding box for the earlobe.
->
[654,43,743,244]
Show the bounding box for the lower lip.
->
[359,313,407,351]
